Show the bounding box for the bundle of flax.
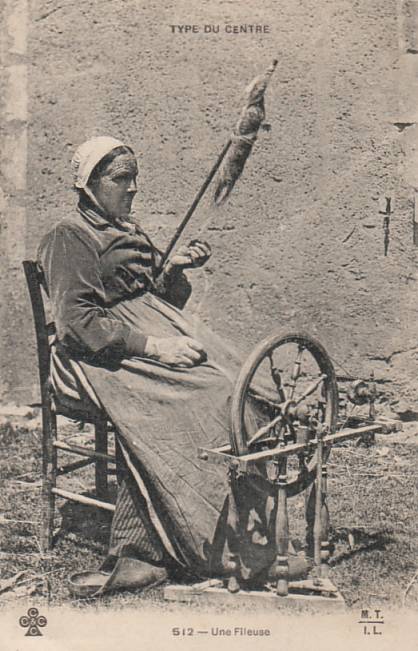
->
[213,59,278,205]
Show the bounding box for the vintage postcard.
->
[0,0,417,649]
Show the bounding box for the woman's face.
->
[90,153,138,219]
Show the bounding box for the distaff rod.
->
[158,139,232,270]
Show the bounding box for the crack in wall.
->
[367,346,418,365]
[392,122,416,132]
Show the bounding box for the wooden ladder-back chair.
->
[23,260,116,552]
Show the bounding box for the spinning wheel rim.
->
[230,331,339,496]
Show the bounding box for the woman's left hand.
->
[165,240,212,272]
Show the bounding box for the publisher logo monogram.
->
[19,607,47,636]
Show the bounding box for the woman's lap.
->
[54,293,274,576]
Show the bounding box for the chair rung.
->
[51,487,115,512]
[57,457,95,476]
[53,440,116,463]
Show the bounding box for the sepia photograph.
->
[0,1,417,649]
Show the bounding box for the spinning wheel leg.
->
[305,482,315,560]
[312,427,331,578]
[275,457,289,596]
[304,458,331,574]
[225,467,241,593]
[313,429,323,571]
[320,457,330,576]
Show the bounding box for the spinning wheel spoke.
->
[247,413,283,447]
[268,353,287,403]
[292,374,327,408]
[247,389,281,411]
[287,345,305,400]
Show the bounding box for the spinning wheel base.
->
[164,577,346,613]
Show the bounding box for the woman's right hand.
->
[144,335,207,367]
[164,241,212,273]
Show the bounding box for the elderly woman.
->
[38,136,305,595]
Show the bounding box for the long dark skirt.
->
[70,293,276,579]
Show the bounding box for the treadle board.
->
[164,579,346,612]
[288,578,339,593]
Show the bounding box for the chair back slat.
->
[23,260,53,399]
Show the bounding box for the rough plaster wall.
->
[0,0,29,402]
[1,0,418,405]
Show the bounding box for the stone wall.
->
[1,0,417,407]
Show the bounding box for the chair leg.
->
[95,416,108,500]
[41,403,57,552]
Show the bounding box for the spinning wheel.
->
[230,332,339,497]
[191,330,401,604]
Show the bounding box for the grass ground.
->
[0,419,417,613]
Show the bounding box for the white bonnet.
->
[71,136,132,189]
